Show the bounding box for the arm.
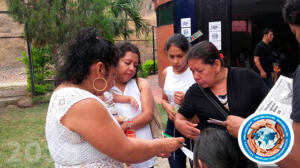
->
[61,98,184,163]
[277,122,300,168]
[254,56,267,78]
[224,115,245,138]
[174,113,200,140]
[278,67,300,167]
[175,86,201,139]
[121,78,154,131]
[161,68,177,121]
[112,93,139,110]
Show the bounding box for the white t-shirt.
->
[163,66,195,108]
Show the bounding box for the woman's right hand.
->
[175,115,200,140]
[156,137,185,157]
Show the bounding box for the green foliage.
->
[7,0,149,70]
[141,60,158,77]
[138,59,157,78]
[16,47,55,95]
[32,94,51,104]
[145,33,153,42]
[138,70,149,78]
[109,0,149,39]
[6,0,148,45]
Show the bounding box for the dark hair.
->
[262,28,273,36]
[55,27,119,85]
[115,41,141,79]
[187,40,224,66]
[283,0,300,25]
[165,33,190,53]
[193,128,240,168]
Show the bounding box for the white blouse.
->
[45,87,124,168]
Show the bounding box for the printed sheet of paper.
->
[181,146,193,160]
[255,75,293,124]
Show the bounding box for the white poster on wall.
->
[181,27,191,37]
[181,18,191,37]
[209,21,222,50]
[181,18,191,28]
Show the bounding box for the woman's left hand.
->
[224,115,245,138]
[174,91,185,105]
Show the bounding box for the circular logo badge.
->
[238,112,294,164]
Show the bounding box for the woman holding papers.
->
[174,40,269,167]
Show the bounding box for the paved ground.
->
[146,74,162,104]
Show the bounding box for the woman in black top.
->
[174,41,269,167]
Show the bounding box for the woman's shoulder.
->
[136,77,150,89]
[55,87,95,97]
[230,67,260,79]
[50,87,103,108]
[162,66,172,77]
[230,67,265,89]
[186,83,202,95]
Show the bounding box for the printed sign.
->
[238,112,294,164]
[181,18,191,28]
[181,27,191,37]
[209,21,222,50]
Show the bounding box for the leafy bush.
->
[16,47,55,95]
[138,70,149,78]
[138,60,157,78]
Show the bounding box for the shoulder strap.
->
[198,85,228,120]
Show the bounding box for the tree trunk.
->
[51,45,60,70]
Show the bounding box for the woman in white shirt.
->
[161,34,195,168]
[112,41,156,168]
[45,28,184,168]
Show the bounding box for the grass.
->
[0,102,167,168]
[0,103,54,168]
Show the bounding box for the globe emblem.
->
[212,33,218,39]
[254,127,278,150]
[239,112,294,164]
[247,119,285,157]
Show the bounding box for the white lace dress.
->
[45,87,124,168]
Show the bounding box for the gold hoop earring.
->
[93,77,107,92]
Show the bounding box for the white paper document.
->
[255,75,293,124]
[181,146,193,160]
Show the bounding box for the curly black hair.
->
[115,41,141,80]
[55,28,119,86]
[283,0,300,25]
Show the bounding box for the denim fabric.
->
[165,119,187,168]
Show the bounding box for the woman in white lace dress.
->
[45,28,184,168]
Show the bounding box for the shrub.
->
[138,60,157,78]
[16,47,55,95]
